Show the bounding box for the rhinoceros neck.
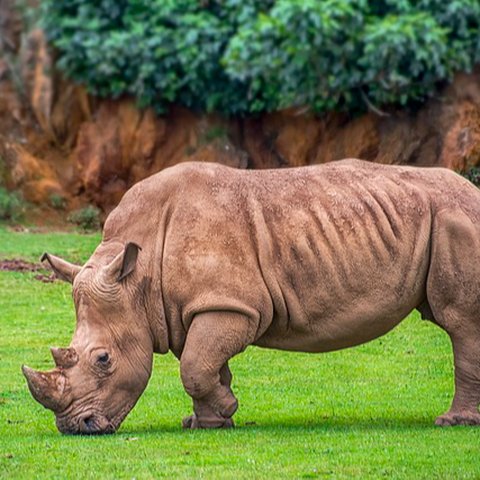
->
[100,202,171,355]
[142,209,171,355]
[141,273,170,355]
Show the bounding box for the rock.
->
[1,142,64,204]
[438,73,480,171]
[73,102,248,211]
[21,29,54,140]
[0,0,22,53]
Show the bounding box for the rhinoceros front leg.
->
[180,311,253,429]
[182,363,235,429]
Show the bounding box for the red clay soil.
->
[0,259,56,283]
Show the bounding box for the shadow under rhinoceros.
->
[126,414,435,435]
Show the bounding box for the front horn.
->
[22,365,69,412]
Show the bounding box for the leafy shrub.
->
[202,126,228,144]
[67,206,101,231]
[462,166,480,187]
[0,187,24,221]
[49,193,67,210]
[41,0,480,115]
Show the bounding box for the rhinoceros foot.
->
[182,414,234,429]
[435,411,480,426]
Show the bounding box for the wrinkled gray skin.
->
[23,159,480,433]
[23,243,155,434]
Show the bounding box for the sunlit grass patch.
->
[1,226,479,479]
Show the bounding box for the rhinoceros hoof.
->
[435,412,480,426]
[182,414,234,429]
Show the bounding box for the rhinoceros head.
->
[22,243,154,435]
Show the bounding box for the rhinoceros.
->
[22,159,480,433]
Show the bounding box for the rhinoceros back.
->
[106,160,480,353]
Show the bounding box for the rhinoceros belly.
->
[252,176,432,353]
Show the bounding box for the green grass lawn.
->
[1,226,480,479]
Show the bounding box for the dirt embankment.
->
[2,4,480,216]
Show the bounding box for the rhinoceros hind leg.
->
[434,335,480,427]
[180,311,254,429]
[425,210,480,426]
[435,411,480,426]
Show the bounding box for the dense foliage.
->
[0,157,24,221]
[42,0,480,114]
[67,205,102,231]
[0,187,24,221]
[462,166,480,187]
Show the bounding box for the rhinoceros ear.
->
[104,242,141,283]
[41,253,81,283]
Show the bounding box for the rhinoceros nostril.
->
[82,415,95,431]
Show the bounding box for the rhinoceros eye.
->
[96,353,110,365]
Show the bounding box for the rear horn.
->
[50,347,78,369]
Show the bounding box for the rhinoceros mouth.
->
[56,412,114,435]
[56,402,134,435]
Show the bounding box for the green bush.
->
[0,187,24,222]
[462,166,480,187]
[49,193,67,210]
[67,206,101,231]
[41,0,480,115]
